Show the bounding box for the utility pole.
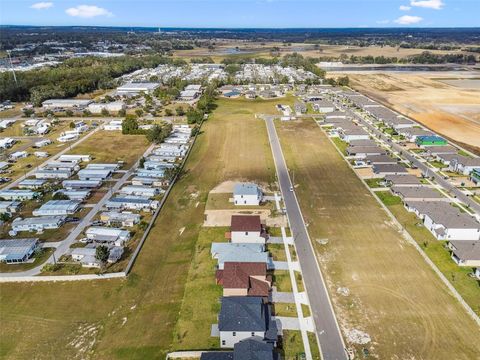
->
[7,50,18,85]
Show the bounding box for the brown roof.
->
[216,262,271,296]
[231,215,262,232]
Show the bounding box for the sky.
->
[1,0,479,28]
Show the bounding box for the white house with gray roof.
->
[448,241,480,267]
[233,183,263,206]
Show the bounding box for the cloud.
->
[410,0,444,10]
[65,5,113,18]
[399,5,411,11]
[394,15,423,24]
[30,2,53,9]
[376,20,390,25]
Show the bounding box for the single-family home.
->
[58,154,91,163]
[71,246,101,268]
[384,174,422,187]
[62,179,102,189]
[372,164,409,175]
[449,156,480,175]
[100,212,141,227]
[0,238,39,264]
[294,101,307,115]
[470,169,480,185]
[365,155,398,165]
[391,186,445,201]
[399,128,434,142]
[12,216,66,232]
[339,128,370,143]
[416,135,448,147]
[0,201,21,214]
[56,190,90,201]
[32,200,81,216]
[230,215,265,244]
[312,100,335,113]
[348,139,376,147]
[233,183,263,206]
[9,151,28,160]
[35,169,72,180]
[216,262,271,297]
[85,226,130,246]
[346,146,387,158]
[116,82,159,95]
[78,169,111,181]
[424,145,458,156]
[18,179,46,189]
[200,337,277,360]
[119,185,161,198]
[211,243,270,270]
[104,119,123,131]
[404,201,480,240]
[448,241,480,267]
[218,296,277,348]
[0,190,39,201]
[105,196,159,211]
[0,137,16,149]
[34,139,52,148]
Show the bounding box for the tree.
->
[165,108,173,116]
[118,108,126,117]
[65,109,73,117]
[146,123,172,144]
[101,108,110,117]
[139,156,145,168]
[22,108,34,118]
[52,192,70,200]
[175,106,185,116]
[122,115,139,134]
[69,121,76,129]
[95,245,110,263]
[135,108,144,117]
[186,108,203,124]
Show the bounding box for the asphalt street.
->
[265,117,348,360]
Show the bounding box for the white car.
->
[289,186,294,192]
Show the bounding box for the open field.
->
[0,97,279,359]
[335,71,480,153]
[172,41,476,62]
[67,131,150,168]
[275,118,480,359]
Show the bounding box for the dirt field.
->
[275,118,480,359]
[335,71,480,153]
[0,97,278,359]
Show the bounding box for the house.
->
[116,82,159,95]
[104,119,123,131]
[216,262,271,297]
[475,268,480,280]
[34,139,52,148]
[87,101,125,114]
[12,216,66,232]
[0,238,39,264]
[448,156,480,175]
[34,151,49,158]
[55,190,90,201]
[0,190,39,201]
[325,111,348,119]
[391,186,445,201]
[179,88,201,101]
[294,101,307,115]
[365,155,398,165]
[339,128,370,142]
[470,168,480,185]
[348,139,376,147]
[71,246,101,268]
[18,179,46,189]
[62,180,102,189]
[346,146,387,158]
[416,135,448,147]
[108,246,124,263]
[57,133,79,143]
[384,174,422,187]
[312,100,335,113]
[85,163,120,171]
[372,164,408,175]
[200,337,277,360]
[100,212,141,227]
[136,169,165,179]
[32,200,81,216]
[58,154,91,163]
[44,161,79,172]
[131,177,168,187]
[42,99,92,110]
[448,241,480,267]
[35,169,72,180]
[435,153,460,166]
[0,161,10,171]
[218,296,277,348]
[119,185,161,198]
[9,151,28,160]
[233,183,263,206]
[105,196,159,211]
[404,201,480,240]
[211,243,270,270]
[0,137,16,149]
[77,169,111,181]
[85,226,130,246]
[0,201,21,214]
[230,215,265,244]
[424,145,458,156]
[399,128,434,142]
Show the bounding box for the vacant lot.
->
[338,72,480,153]
[67,131,150,168]
[0,98,279,359]
[275,118,480,359]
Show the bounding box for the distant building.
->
[87,101,125,114]
[42,99,92,110]
[32,200,81,216]
[0,238,39,264]
[116,82,159,95]
[12,216,66,232]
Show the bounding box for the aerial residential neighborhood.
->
[1,3,480,360]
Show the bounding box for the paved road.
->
[335,100,480,215]
[265,117,348,360]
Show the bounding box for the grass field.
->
[0,97,281,359]
[67,131,150,168]
[275,118,480,359]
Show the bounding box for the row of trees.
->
[0,55,178,104]
[316,52,477,65]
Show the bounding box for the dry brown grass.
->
[275,118,480,359]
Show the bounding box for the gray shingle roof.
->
[406,201,480,229]
[219,297,271,332]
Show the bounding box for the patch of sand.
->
[204,209,286,227]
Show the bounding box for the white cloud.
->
[410,0,444,10]
[65,5,113,18]
[30,2,53,9]
[399,5,411,11]
[394,15,423,24]
[376,20,390,25]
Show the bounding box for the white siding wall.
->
[231,231,263,244]
[220,331,264,348]
[234,194,260,206]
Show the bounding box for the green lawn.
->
[282,330,305,360]
[274,303,297,317]
[364,178,385,188]
[331,137,348,155]
[386,203,480,316]
[273,270,293,292]
[375,191,402,206]
[308,333,321,360]
[0,248,53,273]
[429,160,448,169]
[268,243,287,261]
